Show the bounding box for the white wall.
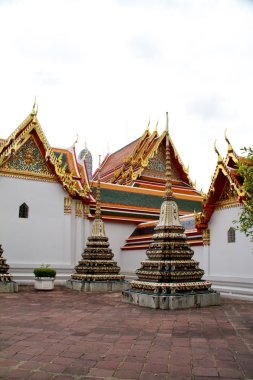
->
[103,221,136,272]
[0,177,79,281]
[208,207,253,278]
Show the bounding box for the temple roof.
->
[93,126,194,190]
[195,136,245,230]
[0,106,91,201]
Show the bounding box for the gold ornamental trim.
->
[0,171,58,183]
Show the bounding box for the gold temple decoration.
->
[64,197,72,214]
[75,201,83,218]
[202,228,210,246]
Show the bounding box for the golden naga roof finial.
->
[224,129,233,152]
[214,140,222,163]
[165,112,169,132]
[73,133,78,146]
[155,120,158,132]
[32,96,38,115]
[146,117,150,131]
[164,111,173,201]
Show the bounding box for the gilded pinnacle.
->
[164,112,173,201]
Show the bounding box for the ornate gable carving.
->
[0,136,55,181]
[215,181,239,209]
[142,144,180,180]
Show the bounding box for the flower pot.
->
[34,277,55,290]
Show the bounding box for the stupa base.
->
[0,280,18,293]
[66,279,128,292]
[122,289,220,310]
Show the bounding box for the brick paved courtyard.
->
[0,286,253,380]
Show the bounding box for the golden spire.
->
[164,112,173,201]
[91,155,106,237]
[95,155,101,219]
[155,121,158,132]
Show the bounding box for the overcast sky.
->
[0,0,252,191]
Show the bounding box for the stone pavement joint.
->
[0,285,252,379]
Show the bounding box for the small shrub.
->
[33,265,56,278]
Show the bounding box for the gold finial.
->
[155,121,158,132]
[165,111,169,132]
[32,96,38,115]
[73,133,78,146]
[214,140,223,163]
[224,129,233,152]
[95,155,101,219]
[146,117,150,131]
[164,112,173,201]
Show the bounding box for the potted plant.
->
[33,264,56,290]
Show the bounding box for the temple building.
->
[194,135,253,298]
[0,104,252,298]
[0,104,92,283]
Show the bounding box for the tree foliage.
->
[236,147,253,239]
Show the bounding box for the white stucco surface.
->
[208,207,253,278]
[103,221,137,271]
[0,177,70,268]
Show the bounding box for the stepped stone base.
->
[122,289,220,310]
[66,279,128,292]
[0,281,18,293]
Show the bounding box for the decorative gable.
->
[143,143,181,180]
[0,136,56,181]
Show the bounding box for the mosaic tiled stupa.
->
[66,157,125,292]
[0,244,18,292]
[122,113,220,309]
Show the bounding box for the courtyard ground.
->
[0,286,253,380]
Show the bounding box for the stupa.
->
[122,113,220,309]
[0,244,18,292]
[66,156,125,292]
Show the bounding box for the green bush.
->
[33,265,56,278]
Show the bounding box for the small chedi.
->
[0,244,18,292]
[66,157,125,292]
[122,113,220,309]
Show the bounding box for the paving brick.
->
[88,367,115,377]
[218,367,244,378]
[113,369,141,379]
[193,367,219,377]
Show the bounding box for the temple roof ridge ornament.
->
[32,96,38,116]
[214,140,223,164]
